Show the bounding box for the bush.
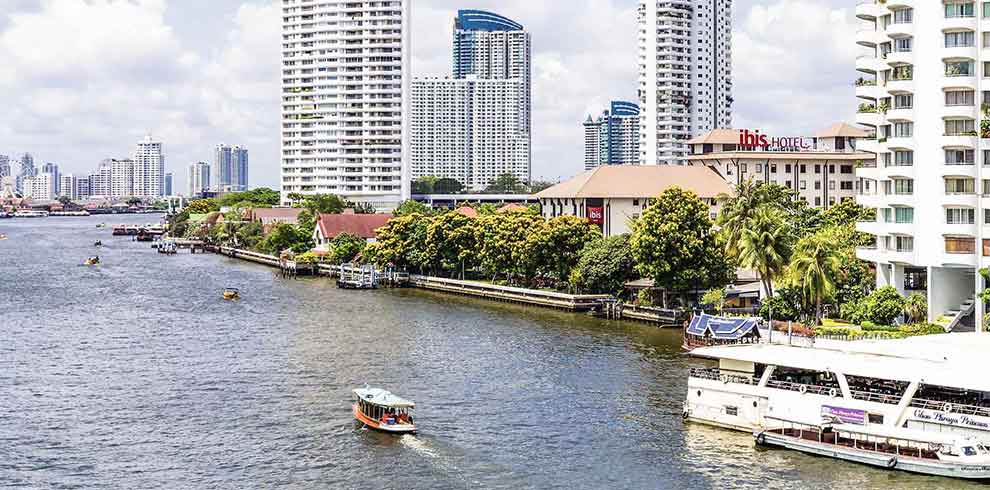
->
[860,286,906,326]
[860,322,898,332]
[759,288,806,321]
[899,323,946,336]
[637,289,655,307]
[903,293,928,323]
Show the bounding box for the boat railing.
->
[909,398,990,418]
[765,379,837,397]
[849,389,902,405]
[689,367,760,385]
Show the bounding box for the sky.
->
[0,0,859,190]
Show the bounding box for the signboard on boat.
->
[821,405,866,425]
[912,409,990,430]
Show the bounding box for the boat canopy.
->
[354,388,415,409]
[686,313,760,340]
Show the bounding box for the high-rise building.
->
[77,176,91,200]
[89,160,113,197]
[411,10,532,191]
[0,155,9,178]
[133,135,164,197]
[638,0,732,165]
[164,172,173,196]
[110,158,134,198]
[280,0,410,209]
[854,1,989,329]
[214,144,249,192]
[22,173,55,201]
[59,174,77,199]
[584,101,641,170]
[188,161,211,198]
[411,77,530,191]
[42,162,59,195]
[17,153,35,193]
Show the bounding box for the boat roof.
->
[768,416,975,446]
[353,388,415,408]
[687,314,759,340]
[693,333,990,393]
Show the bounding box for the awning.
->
[686,313,760,340]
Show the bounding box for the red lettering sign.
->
[587,207,604,225]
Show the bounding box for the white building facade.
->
[133,135,164,198]
[59,174,77,199]
[188,161,211,198]
[854,1,990,330]
[411,77,530,191]
[22,173,55,201]
[638,0,733,165]
[89,160,113,198]
[280,0,411,210]
[110,158,134,198]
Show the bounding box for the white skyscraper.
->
[411,77,530,191]
[22,173,55,201]
[0,155,9,178]
[854,1,989,329]
[110,158,134,198]
[280,0,410,210]
[59,174,77,199]
[188,161,211,198]
[133,135,164,197]
[89,160,113,198]
[638,0,733,165]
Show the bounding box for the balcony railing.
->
[688,368,760,386]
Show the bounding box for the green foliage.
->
[327,234,366,264]
[861,286,906,326]
[348,201,376,214]
[474,211,545,282]
[571,235,637,296]
[631,187,735,299]
[364,214,431,271]
[261,223,313,254]
[758,288,806,322]
[701,287,726,313]
[411,176,438,194]
[899,323,945,336]
[424,212,477,276]
[236,222,265,250]
[525,215,603,284]
[637,289,655,307]
[903,292,928,323]
[484,173,528,194]
[186,199,219,214]
[787,231,843,324]
[395,200,431,217]
[216,188,280,208]
[737,206,793,296]
[295,251,320,264]
[293,194,347,215]
[434,178,465,194]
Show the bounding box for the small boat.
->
[0,234,7,240]
[222,288,240,300]
[84,256,100,266]
[353,387,417,434]
[96,223,106,229]
[756,417,990,479]
[94,240,102,247]
[13,210,48,218]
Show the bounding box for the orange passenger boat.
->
[353,387,417,434]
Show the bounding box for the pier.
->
[408,275,612,312]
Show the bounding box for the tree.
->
[57,195,72,206]
[395,200,431,217]
[525,215,602,284]
[570,235,636,296]
[631,187,736,306]
[474,212,545,283]
[529,181,555,193]
[364,214,431,272]
[717,180,777,260]
[424,211,477,277]
[329,233,367,264]
[758,288,807,322]
[348,201,376,214]
[236,222,265,250]
[186,199,219,214]
[861,286,906,326]
[434,178,465,194]
[411,176,437,194]
[701,287,726,314]
[261,223,312,254]
[217,188,280,208]
[126,197,143,206]
[786,232,843,325]
[294,194,346,215]
[903,292,928,323]
[737,206,792,297]
[484,173,526,194]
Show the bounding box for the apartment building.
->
[280,0,410,210]
[21,173,55,201]
[214,144,249,192]
[687,123,871,208]
[188,161,211,198]
[584,101,641,170]
[855,0,990,329]
[638,0,733,165]
[134,135,164,198]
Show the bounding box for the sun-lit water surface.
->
[0,216,980,489]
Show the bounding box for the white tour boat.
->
[13,210,49,218]
[684,333,990,479]
[353,387,417,434]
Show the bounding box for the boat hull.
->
[353,404,416,434]
[759,432,990,480]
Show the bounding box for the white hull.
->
[759,431,990,480]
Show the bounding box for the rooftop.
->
[353,388,415,408]
[315,212,392,240]
[535,165,731,200]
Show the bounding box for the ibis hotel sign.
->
[739,129,813,151]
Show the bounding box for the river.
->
[0,215,981,489]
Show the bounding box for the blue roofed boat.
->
[683,313,761,351]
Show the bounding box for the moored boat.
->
[84,256,100,266]
[353,387,417,434]
[222,288,240,300]
[13,210,48,218]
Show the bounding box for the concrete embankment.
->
[209,246,680,323]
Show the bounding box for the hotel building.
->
[584,101,641,170]
[638,0,733,165]
[134,135,164,198]
[280,0,410,210]
[687,123,871,208]
[854,0,990,329]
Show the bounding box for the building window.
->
[841,165,853,174]
[894,8,914,23]
[841,181,853,191]
[946,178,976,194]
[984,239,990,257]
[946,237,976,254]
[895,207,914,224]
[945,31,975,48]
[725,406,738,416]
[946,2,975,18]
[815,181,821,190]
[945,90,975,106]
[894,122,913,137]
[829,181,836,190]
[894,151,914,166]
[814,164,821,174]
[785,164,792,173]
[894,94,913,109]
[800,180,807,190]
[756,164,763,173]
[894,179,914,195]
[946,149,975,164]
[985,2,990,18]
[947,208,976,224]
[771,164,777,173]
[945,119,975,136]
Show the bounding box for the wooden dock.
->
[407,275,612,312]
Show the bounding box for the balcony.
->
[943,74,977,90]
[886,77,913,93]
[886,22,913,38]
[886,193,914,207]
[943,16,978,31]
[943,105,978,119]
[942,192,979,207]
[886,0,912,8]
[856,1,883,20]
[942,222,978,237]
[886,107,912,122]
[856,55,884,74]
[941,163,977,178]
[886,136,914,150]
[856,110,884,127]
[856,28,885,47]
[857,139,883,154]
[942,46,978,61]
[855,81,883,100]
[942,134,978,148]
[857,246,883,262]
[885,50,913,66]
[885,164,914,179]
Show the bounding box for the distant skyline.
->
[0,0,857,190]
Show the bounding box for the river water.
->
[0,215,980,489]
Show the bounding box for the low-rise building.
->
[247,208,304,227]
[312,211,393,251]
[686,123,872,208]
[535,165,731,237]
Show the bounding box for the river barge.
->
[353,387,416,434]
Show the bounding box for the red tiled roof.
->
[316,213,392,239]
[249,207,303,222]
[455,206,478,217]
[497,203,526,213]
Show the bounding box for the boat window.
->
[868,413,884,425]
[964,446,978,456]
[767,367,840,393]
[913,383,990,414]
[725,406,738,416]
[846,375,908,405]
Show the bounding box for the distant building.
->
[312,211,393,251]
[110,158,134,198]
[213,144,249,192]
[584,101,641,170]
[0,155,9,178]
[42,162,59,195]
[77,176,91,200]
[535,165,730,237]
[16,153,35,193]
[188,161,211,198]
[133,135,164,197]
[686,123,870,209]
[59,174,77,199]
[164,172,173,196]
[22,173,55,201]
[232,146,248,191]
[89,160,113,197]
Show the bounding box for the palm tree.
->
[788,233,842,325]
[738,206,792,297]
[716,180,765,260]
